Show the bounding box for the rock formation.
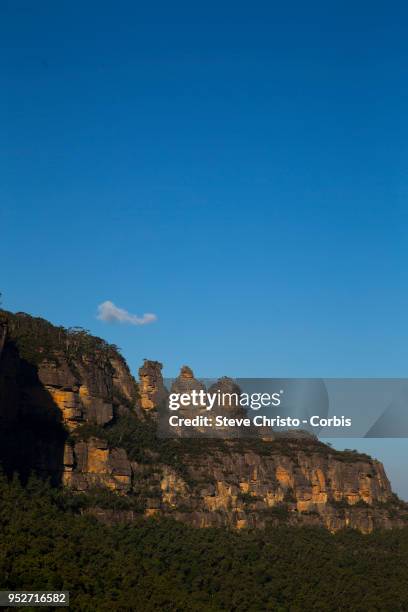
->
[170,365,206,399]
[63,437,132,492]
[1,309,407,533]
[138,360,167,411]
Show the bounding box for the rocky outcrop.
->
[158,444,397,532]
[70,435,406,533]
[170,365,206,397]
[38,357,114,429]
[0,310,138,484]
[207,377,245,414]
[138,360,167,411]
[1,309,407,533]
[0,311,139,431]
[63,437,132,492]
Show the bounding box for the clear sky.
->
[2,2,408,495]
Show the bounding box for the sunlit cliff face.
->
[1,313,407,533]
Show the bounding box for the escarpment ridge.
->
[1,309,407,533]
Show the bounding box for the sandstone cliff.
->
[1,310,407,533]
[0,311,139,484]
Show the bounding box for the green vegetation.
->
[262,502,290,520]
[0,309,122,366]
[331,499,352,510]
[283,488,297,503]
[69,413,380,503]
[71,414,232,490]
[3,307,408,609]
[233,436,373,463]
[237,491,258,504]
[1,473,408,611]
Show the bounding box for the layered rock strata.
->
[1,311,407,533]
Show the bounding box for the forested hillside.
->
[1,473,408,611]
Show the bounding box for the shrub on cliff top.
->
[0,309,122,366]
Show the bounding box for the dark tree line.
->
[1,473,408,611]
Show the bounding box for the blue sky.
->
[2,2,408,495]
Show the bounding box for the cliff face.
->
[1,310,407,533]
[0,311,138,484]
[159,444,396,532]
[138,360,168,411]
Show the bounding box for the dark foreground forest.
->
[1,474,408,611]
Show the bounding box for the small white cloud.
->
[97,301,157,326]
